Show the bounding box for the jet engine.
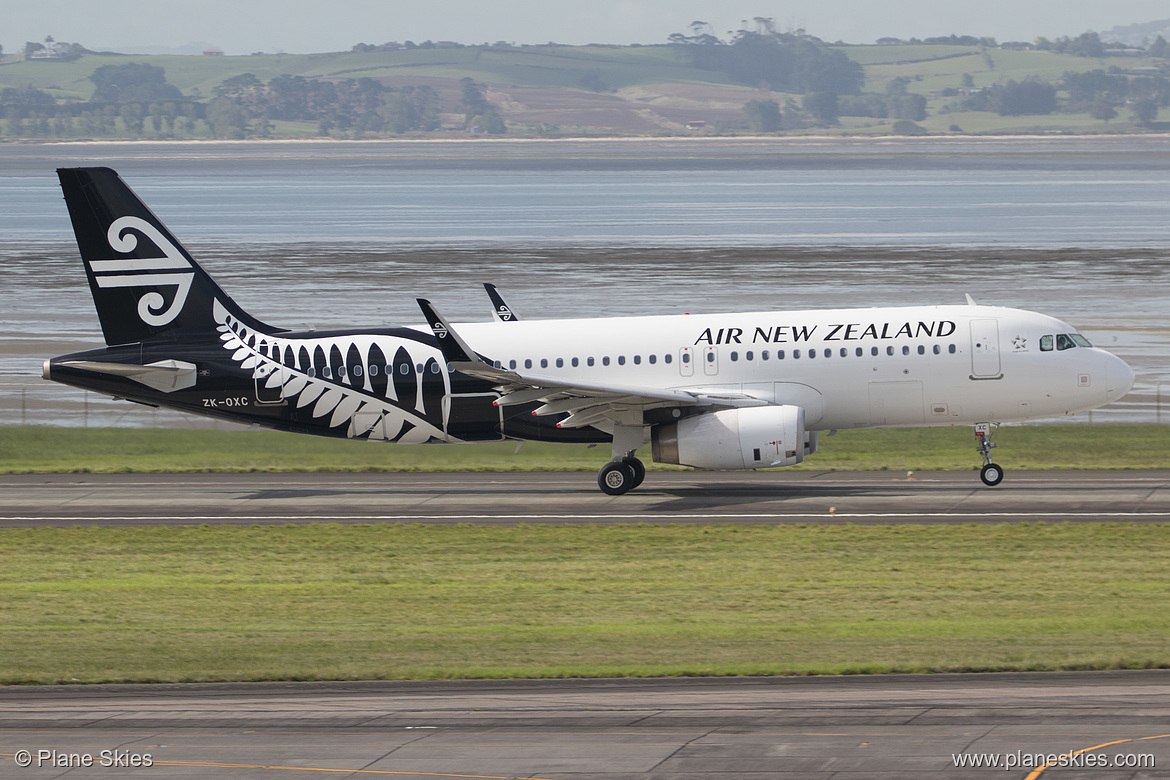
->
[651,405,817,470]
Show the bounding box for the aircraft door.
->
[254,363,286,404]
[679,347,694,377]
[970,319,1002,379]
[703,346,719,376]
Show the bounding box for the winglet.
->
[965,293,977,306]
[484,283,520,322]
[416,298,480,364]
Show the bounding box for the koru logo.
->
[499,306,513,321]
[87,216,194,327]
[433,322,449,339]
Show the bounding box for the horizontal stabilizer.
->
[48,359,197,393]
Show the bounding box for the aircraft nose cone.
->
[1104,354,1135,403]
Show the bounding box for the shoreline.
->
[5,133,1170,147]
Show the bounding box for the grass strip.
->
[3,424,1170,474]
[2,523,1169,684]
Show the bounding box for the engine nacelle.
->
[652,405,815,470]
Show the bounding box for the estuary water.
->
[2,136,1169,427]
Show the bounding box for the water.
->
[3,138,1169,427]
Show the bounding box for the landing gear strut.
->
[975,422,1004,486]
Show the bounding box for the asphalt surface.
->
[5,471,1170,778]
[2,672,1170,778]
[3,469,1170,527]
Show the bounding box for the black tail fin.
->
[57,167,276,346]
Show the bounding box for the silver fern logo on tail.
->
[87,216,194,326]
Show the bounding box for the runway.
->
[3,470,1170,527]
[2,672,1169,779]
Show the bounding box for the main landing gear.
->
[597,424,648,496]
[598,457,646,496]
[975,422,1004,486]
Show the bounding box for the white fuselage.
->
[447,303,1133,430]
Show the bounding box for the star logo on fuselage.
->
[1011,335,1027,351]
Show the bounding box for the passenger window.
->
[370,364,379,376]
[794,349,801,359]
[430,363,440,374]
[634,355,641,365]
[618,356,626,366]
[871,347,879,356]
[603,356,611,366]
[572,357,579,367]
[762,350,769,360]
[840,348,847,357]
[664,353,673,364]
[746,351,754,361]
[556,357,564,368]
[648,354,656,364]
[400,364,410,375]
[1040,335,1053,351]
[855,347,863,357]
[307,367,316,378]
[588,357,595,367]
[706,352,714,363]
[887,346,895,356]
[540,358,548,368]
[902,346,910,356]
[525,359,533,369]
[509,359,517,369]
[730,351,738,361]
[948,344,956,354]
[353,365,363,377]
[1056,334,1075,351]
[322,366,333,379]
[777,350,785,359]
[824,349,831,358]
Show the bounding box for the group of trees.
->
[670,19,864,96]
[0,61,509,139]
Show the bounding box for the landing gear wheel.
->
[599,461,636,495]
[621,457,646,489]
[980,463,1004,487]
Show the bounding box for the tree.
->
[460,78,492,124]
[743,99,782,131]
[206,96,246,138]
[214,73,267,119]
[90,63,182,104]
[1131,98,1158,127]
[1151,36,1168,58]
[991,78,1057,116]
[1090,99,1118,122]
[802,91,838,125]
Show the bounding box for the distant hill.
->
[1101,19,1170,46]
[1,40,1167,138]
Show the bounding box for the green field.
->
[2,522,1168,684]
[2,424,1168,474]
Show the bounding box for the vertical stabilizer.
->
[57,167,275,346]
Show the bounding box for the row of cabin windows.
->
[305,362,444,379]
[1040,333,1092,351]
[297,342,963,380]
[498,343,959,371]
[498,353,677,370]
[728,344,959,360]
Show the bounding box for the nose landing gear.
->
[975,422,1003,486]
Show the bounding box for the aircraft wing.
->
[417,299,767,428]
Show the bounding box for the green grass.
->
[1,424,1168,474]
[2,522,1169,683]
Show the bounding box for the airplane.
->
[43,167,1135,495]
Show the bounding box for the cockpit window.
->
[1071,334,1092,348]
[1040,335,1053,352]
[1056,334,1076,351]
